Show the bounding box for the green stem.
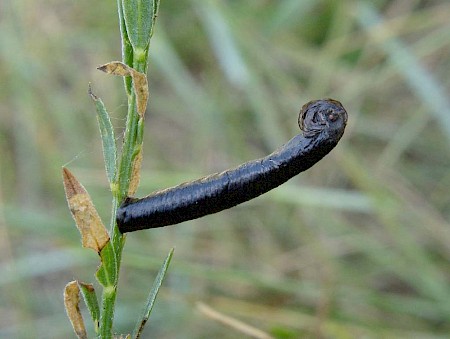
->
[99,92,139,338]
[99,41,149,339]
[99,283,117,338]
[99,1,156,336]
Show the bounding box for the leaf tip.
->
[88,83,98,101]
[63,167,85,200]
[96,64,108,73]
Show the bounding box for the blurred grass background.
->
[1,0,450,338]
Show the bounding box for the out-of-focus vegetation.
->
[1,0,450,337]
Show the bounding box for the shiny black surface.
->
[117,99,348,233]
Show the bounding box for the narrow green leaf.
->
[122,0,154,54]
[151,0,161,38]
[95,242,117,288]
[78,282,100,334]
[88,85,117,185]
[356,2,450,144]
[117,0,134,94]
[132,248,174,339]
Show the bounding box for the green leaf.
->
[78,282,100,334]
[88,86,117,186]
[132,248,174,338]
[122,0,155,55]
[117,0,134,94]
[96,242,117,288]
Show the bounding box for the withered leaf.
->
[131,71,148,118]
[97,61,130,77]
[128,147,142,196]
[97,61,148,118]
[64,281,87,339]
[62,167,110,253]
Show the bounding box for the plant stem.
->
[99,92,140,338]
[98,1,158,336]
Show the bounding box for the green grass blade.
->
[132,248,174,339]
[266,0,315,34]
[88,86,117,186]
[356,2,450,144]
[196,1,249,87]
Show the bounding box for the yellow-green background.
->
[1,0,449,338]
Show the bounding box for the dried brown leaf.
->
[132,71,148,118]
[64,281,87,339]
[97,61,131,77]
[97,61,148,118]
[128,147,143,196]
[62,167,110,253]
